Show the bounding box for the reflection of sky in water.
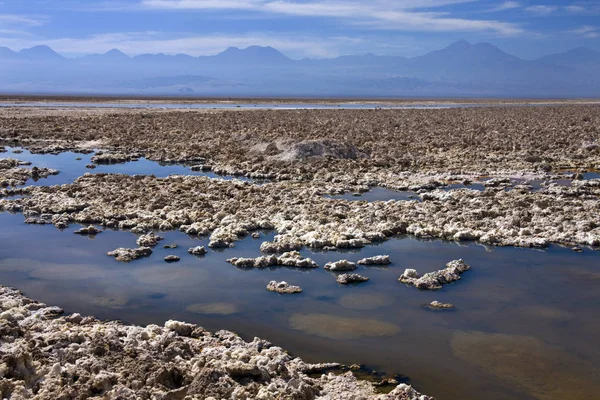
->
[1,210,599,400]
[2,146,600,399]
[2,146,252,187]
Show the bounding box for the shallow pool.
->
[0,210,599,400]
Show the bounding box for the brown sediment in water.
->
[289,313,401,339]
[338,293,395,310]
[451,330,600,400]
[186,302,239,315]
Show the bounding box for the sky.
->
[0,0,599,59]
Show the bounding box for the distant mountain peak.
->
[447,39,472,50]
[19,45,64,60]
[216,45,290,63]
[536,46,600,65]
[105,48,128,57]
[566,46,598,55]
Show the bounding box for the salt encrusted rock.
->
[428,301,454,309]
[136,232,164,247]
[85,164,96,169]
[164,255,180,263]
[278,251,318,268]
[188,246,208,255]
[90,152,137,164]
[227,251,318,269]
[208,239,232,249]
[260,240,303,254]
[266,281,303,294]
[107,247,152,262]
[74,225,100,235]
[336,274,370,284]
[180,223,211,236]
[324,260,357,271]
[483,177,511,187]
[163,243,178,249]
[190,164,212,172]
[399,259,470,290]
[357,255,391,265]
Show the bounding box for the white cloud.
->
[490,1,521,12]
[140,0,523,36]
[142,0,264,10]
[565,5,585,13]
[525,5,558,15]
[0,14,46,27]
[570,25,600,39]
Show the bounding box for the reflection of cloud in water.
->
[517,305,574,322]
[30,264,108,280]
[451,330,600,400]
[289,313,400,340]
[338,293,394,310]
[186,302,238,315]
[0,258,114,280]
[92,295,131,309]
[0,258,35,272]
[131,266,202,286]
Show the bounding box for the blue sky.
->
[0,0,598,59]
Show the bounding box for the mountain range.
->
[0,40,599,97]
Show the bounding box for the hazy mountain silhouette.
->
[0,40,598,97]
[18,45,65,61]
[211,46,291,64]
[536,47,600,66]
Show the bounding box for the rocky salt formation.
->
[107,247,152,262]
[4,172,598,252]
[90,152,138,164]
[399,260,470,290]
[74,225,101,235]
[358,255,391,265]
[187,245,207,255]
[190,164,212,172]
[0,285,432,399]
[164,255,180,263]
[136,232,164,247]
[1,106,600,252]
[325,260,357,271]
[227,251,318,269]
[260,239,303,254]
[267,281,303,294]
[0,158,59,188]
[336,274,370,284]
[428,301,454,309]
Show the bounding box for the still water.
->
[1,149,600,400]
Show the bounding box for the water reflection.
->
[1,146,255,187]
[0,155,600,400]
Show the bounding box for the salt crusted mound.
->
[275,140,368,161]
[0,285,432,400]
